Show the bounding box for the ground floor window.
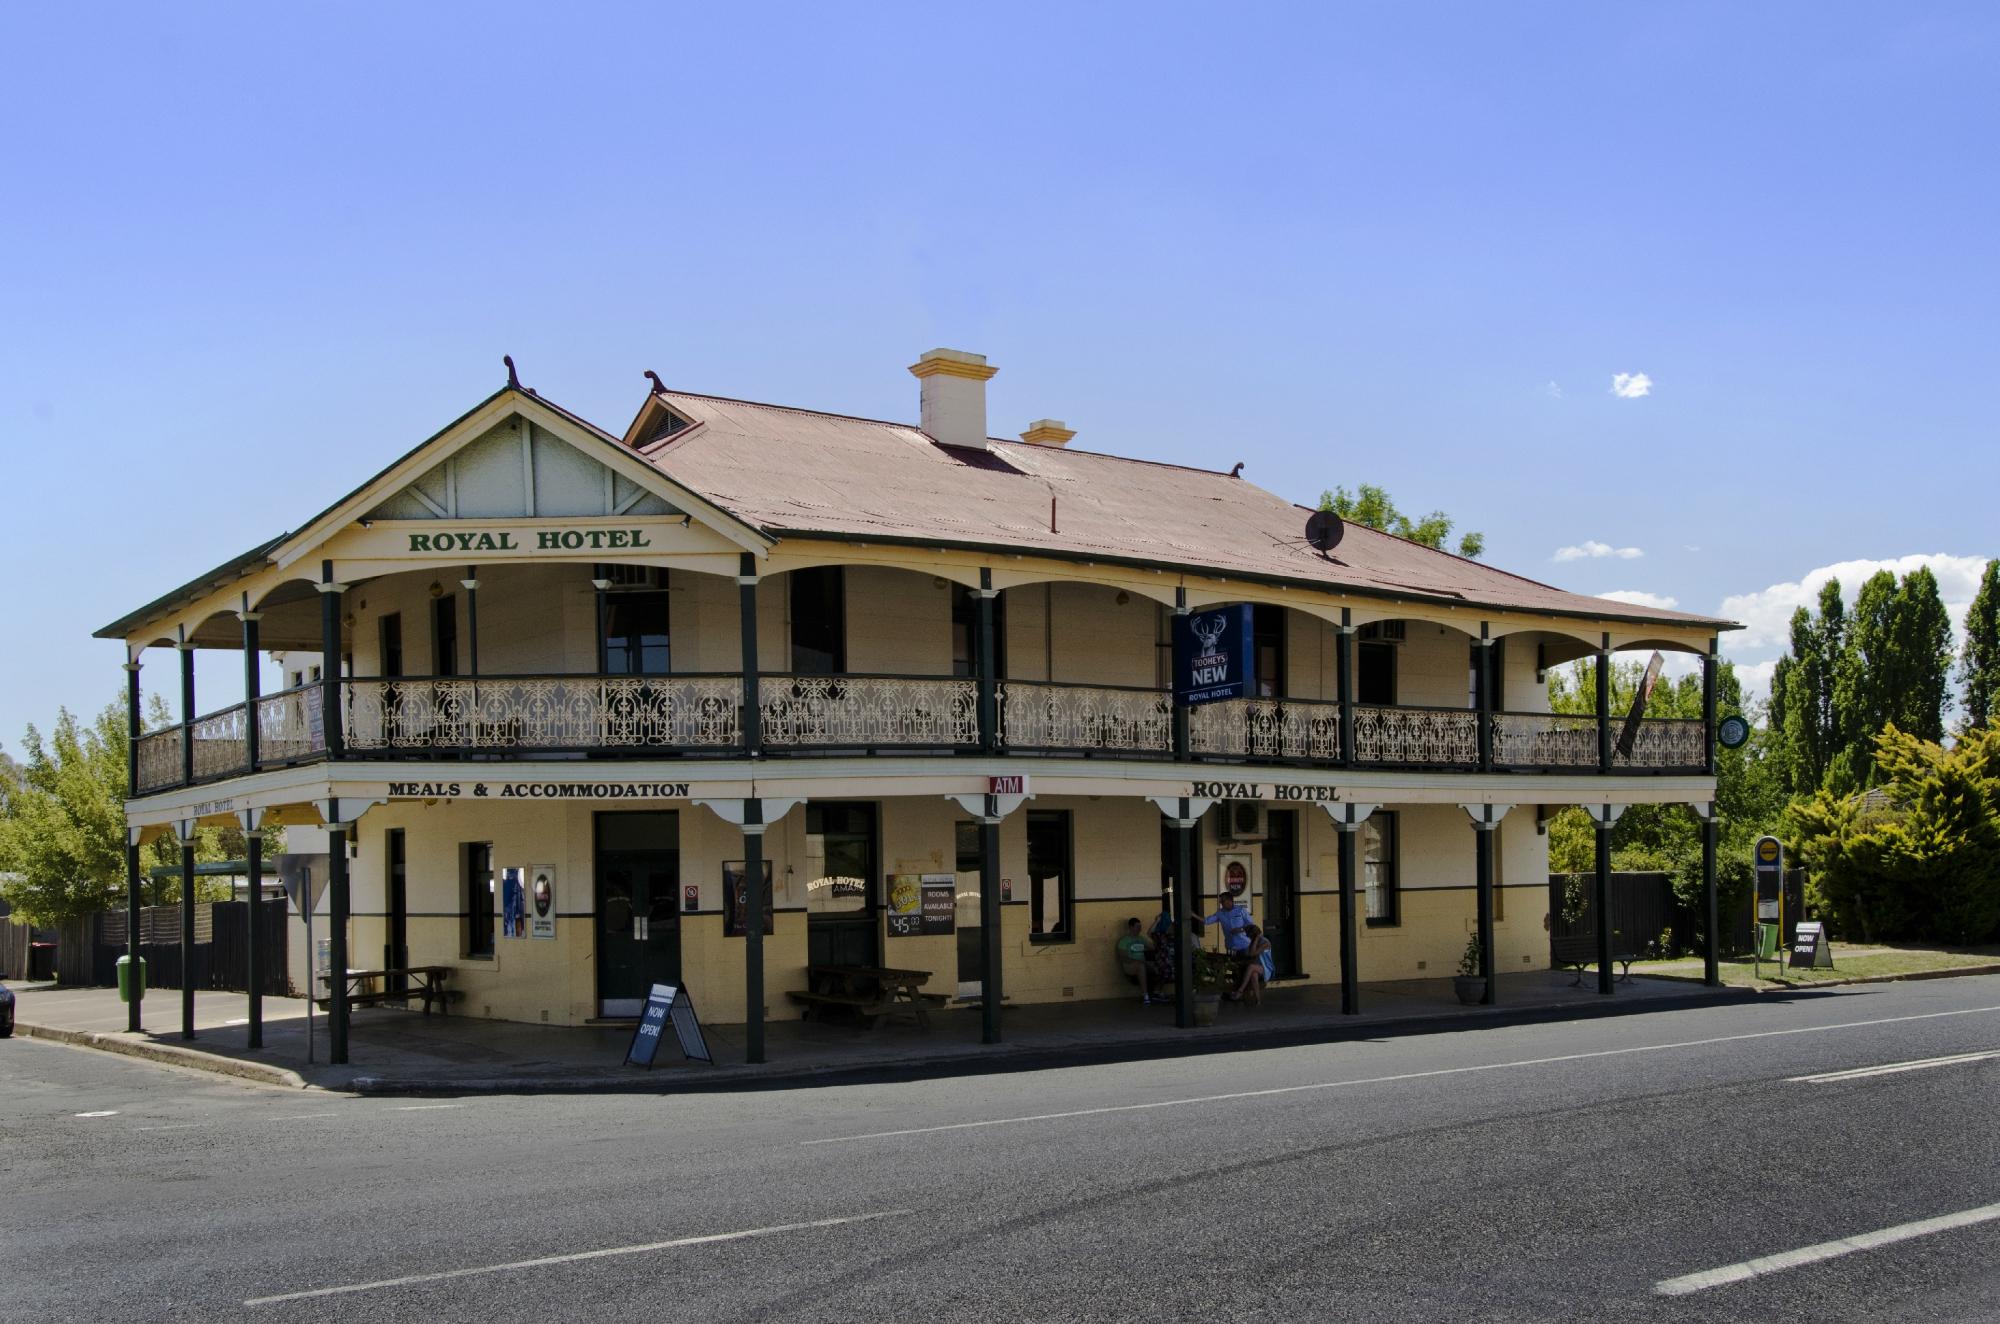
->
[1364,813,1398,927]
[463,841,494,957]
[1027,809,1073,942]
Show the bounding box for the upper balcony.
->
[131,670,1707,796]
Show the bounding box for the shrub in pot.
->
[1453,933,1486,1005]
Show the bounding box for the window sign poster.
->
[1217,851,1253,898]
[501,867,527,938]
[529,865,557,939]
[724,860,775,937]
[887,873,923,937]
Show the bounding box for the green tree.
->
[0,703,131,925]
[1317,484,1484,558]
[1788,723,2000,945]
[1960,559,2000,730]
[1772,580,1845,794]
[1832,568,1953,788]
[0,696,252,926]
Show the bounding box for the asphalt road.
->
[5,977,2000,1323]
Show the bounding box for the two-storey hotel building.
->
[98,349,1736,1063]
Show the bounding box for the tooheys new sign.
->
[1173,605,1255,705]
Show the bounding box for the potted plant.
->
[1191,948,1236,1026]
[1453,933,1486,1005]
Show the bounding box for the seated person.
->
[1232,924,1276,1005]
[1114,917,1156,1004]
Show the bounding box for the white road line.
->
[133,1123,204,1132]
[392,1103,465,1111]
[806,1003,2000,1145]
[258,1112,342,1122]
[74,1110,119,1118]
[1654,1201,2000,1296]
[1790,1049,2000,1084]
[243,1210,909,1306]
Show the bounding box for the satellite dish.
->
[1305,510,1345,555]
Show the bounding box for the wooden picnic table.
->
[789,963,947,1029]
[317,965,459,1015]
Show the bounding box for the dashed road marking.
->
[1655,1201,2000,1295]
[1789,1049,2000,1084]
[244,1210,910,1306]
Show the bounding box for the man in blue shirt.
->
[1198,891,1255,955]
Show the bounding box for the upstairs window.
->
[604,591,671,675]
[1254,604,1287,698]
[951,586,1006,679]
[379,613,403,679]
[432,596,459,677]
[1357,642,1396,705]
[790,567,846,674]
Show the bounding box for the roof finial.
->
[503,354,521,391]
[1228,461,1245,478]
[643,370,666,395]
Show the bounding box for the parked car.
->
[0,977,14,1037]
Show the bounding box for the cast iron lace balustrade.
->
[1349,704,1480,768]
[255,685,325,763]
[758,675,978,748]
[1491,711,1599,769]
[133,727,184,793]
[998,681,1172,754]
[343,676,743,752]
[1615,717,1706,770]
[1188,698,1342,760]
[189,704,250,780]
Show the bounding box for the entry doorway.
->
[1262,810,1301,978]
[384,829,409,994]
[595,811,682,1017]
[806,802,879,969]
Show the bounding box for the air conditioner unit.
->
[1217,800,1268,843]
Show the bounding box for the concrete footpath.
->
[4,969,1765,1096]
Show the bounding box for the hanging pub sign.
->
[1173,604,1255,706]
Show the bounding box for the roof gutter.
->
[765,526,1741,635]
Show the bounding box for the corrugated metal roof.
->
[643,389,1734,630]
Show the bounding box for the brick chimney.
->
[909,348,998,449]
[1019,419,1076,447]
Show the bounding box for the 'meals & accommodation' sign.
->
[1173,605,1255,706]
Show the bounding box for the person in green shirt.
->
[1115,917,1156,1004]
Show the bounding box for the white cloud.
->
[1599,589,1680,610]
[1554,539,1645,562]
[1716,553,1993,651]
[1544,381,1564,400]
[1732,659,1779,706]
[1610,372,1653,399]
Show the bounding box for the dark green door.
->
[595,812,682,1016]
[1263,810,1301,978]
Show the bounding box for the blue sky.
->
[2,2,1995,745]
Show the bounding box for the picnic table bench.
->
[1550,935,1638,986]
[788,963,948,1029]
[316,965,461,1015]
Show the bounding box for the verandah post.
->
[1701,803,1720,988]
[742,799,765,1065]
[245,823,265,1050]
[241,608,261,772]
[178,635,195,787]
[1174,802,1195,1030]
[1336,609,1354,767]
[1596,634,1613,774]
[124,654,143,1034]
[977,568,997,753]
[179,824,196,1039]
[1336,820,1360,1014]
[979,798,1003,1044]
[739,554,761,755]
[327,816,350,1065]
[318,562,345,762]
